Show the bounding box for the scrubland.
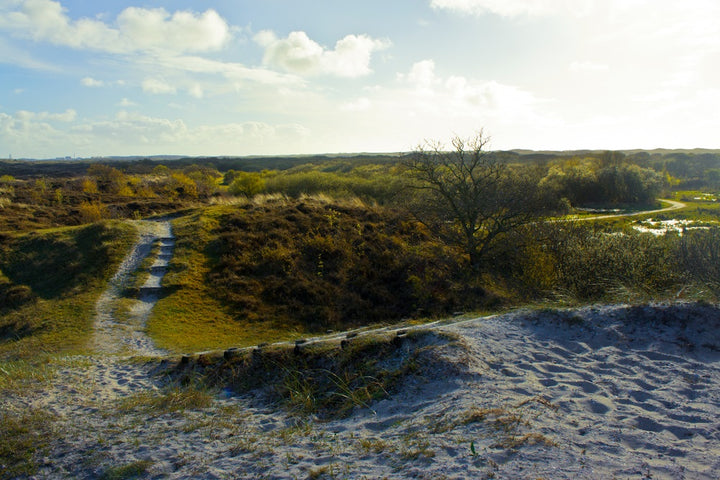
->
[1,147,720,478]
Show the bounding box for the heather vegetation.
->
[1,143,720,353]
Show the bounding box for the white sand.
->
[8,302,716,479]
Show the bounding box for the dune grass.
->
[99,460,154,480]
[147,196,490,353]
[171,330,460,419]
[117,384,214,415]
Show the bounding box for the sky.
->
[1,0,719,158]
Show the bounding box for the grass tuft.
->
[99,460,153,480]
[117,384,214,415]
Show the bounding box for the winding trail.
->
[567,198,686,222]
[10,219,180,474]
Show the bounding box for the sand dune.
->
[13,302,719,479]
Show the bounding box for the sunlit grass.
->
[148,288,305,353]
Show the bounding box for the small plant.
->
[359,437,389,454]
[99,460,153,480]
[398,433,435,461]
[462,399,558,452]
[491,432,558,449]
[117,384,213,414]
[307,464,333,480]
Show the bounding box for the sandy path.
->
[5,219,179,477]
[92,219,172,357]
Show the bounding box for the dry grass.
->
[99,460,154,480]
[455,396,559,452]
[117,384,214,415]
[170,330,458,419]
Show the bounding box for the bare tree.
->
[403,130,546,271]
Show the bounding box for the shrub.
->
[677,227,720,290]
[201,199,473,330]
[78,201,109,223]
[229,171,266,197]
[540,223,679,299]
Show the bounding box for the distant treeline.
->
[0,148,718,233]
[3,149,720,186]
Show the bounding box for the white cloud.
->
[399,59,440,91]
[371,60,561,147]
[0,107,312,157]
[0,36,58,70]
[15,108,77,122]
[116,7,230,53]
[569,61,609,72]
[429,0,593,17]
[117,98,136,107]
[81,76,103,87]
[142,78,176,95]
[147,55,302,87]
[188,84,204,99]
[396,60,546,120]
[0,0,231,54]
[255,30,389,77]
[1,108,79,157]
[89,111,189,144]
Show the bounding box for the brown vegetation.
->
[195,197,490,331]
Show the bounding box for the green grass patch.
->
[0,359,54,394]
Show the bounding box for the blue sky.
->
[1,0,719,158]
